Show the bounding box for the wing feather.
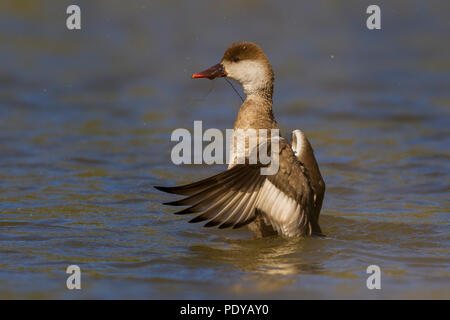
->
[154,164,246,196]
[155,138,318,236]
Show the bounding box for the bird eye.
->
[233,57,240,62]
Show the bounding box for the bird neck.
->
[242,67,274,103]
[244,84,273,102]
[236,95,276,131]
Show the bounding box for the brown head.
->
[192,42,274,100]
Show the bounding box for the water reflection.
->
[190,237,324,276]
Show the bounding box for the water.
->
[0,0,449,299]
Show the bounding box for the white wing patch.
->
[292,129,306,157]
[255,179,303,237]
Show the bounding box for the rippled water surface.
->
[0,1,449,299]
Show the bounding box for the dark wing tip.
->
[189,215,208,223]
[204,220,221,228]
[173,207,197,215]
[232,215,257,229]
[154,185,189,195]
[218,221,234,229]
[154,185,171,193]
[163,199,186,206]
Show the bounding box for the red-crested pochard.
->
[155,42,325,237]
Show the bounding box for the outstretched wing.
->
[155,164,266,229]
[155,139,316,236]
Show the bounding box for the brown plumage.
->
[292,130,326,235]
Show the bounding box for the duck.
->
[155,42,325,237]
